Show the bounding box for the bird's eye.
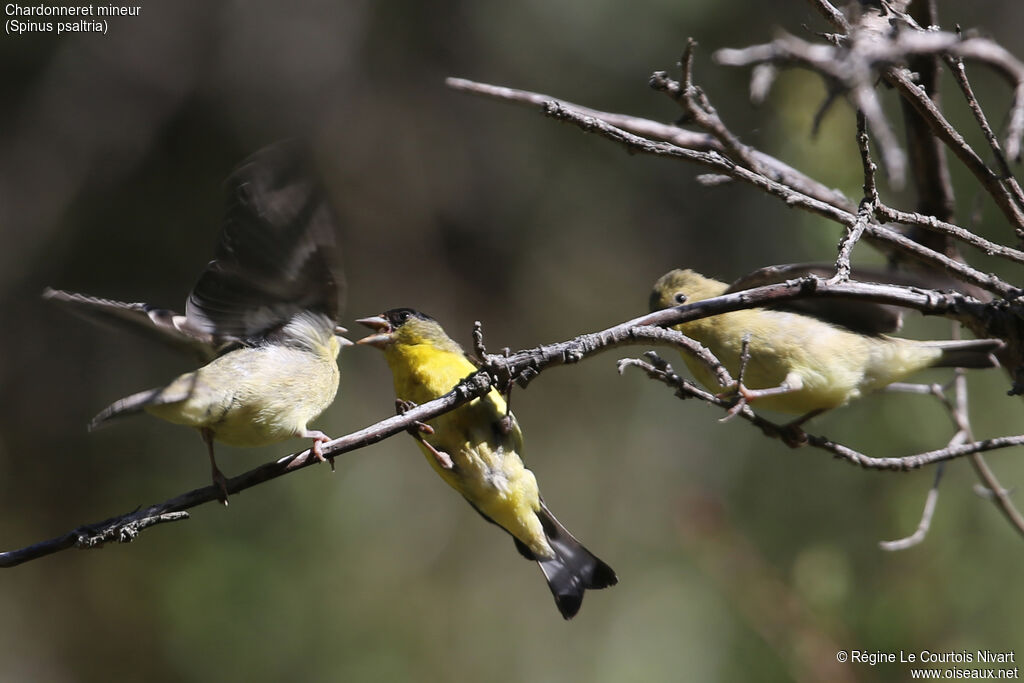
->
[398,311,410,321]
[674,292,687,304]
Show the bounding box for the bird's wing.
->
[184,142,345,344]
[43,288,218,361]
[726,263,909,336]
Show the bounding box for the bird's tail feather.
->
[926,338,1003,369]
[88,387,167,431]
[522,502,617,620]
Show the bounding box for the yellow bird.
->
[357,308,617,619]
[650,268,1001,418]
[47,143,350,502]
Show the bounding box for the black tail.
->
[513,502,617,619]
[929,339,1003,369]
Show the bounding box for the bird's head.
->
[355,308,460,353]
[649,269,726,312]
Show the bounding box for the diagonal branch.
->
[480,276,1005,391]
[618,352,1024,471]
[5,276,1018,566]
[537,99,1019,299]
[0,373,494,568]
[445,76,855,214]
[449,77,1024,288]
[945,53,1024,214]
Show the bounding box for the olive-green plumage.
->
[91,312,343,447]
[50,143,349,501]
[651,268,1000,415]
[357,308,616,619]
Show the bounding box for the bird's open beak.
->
[355,315,393,348]
[334,325,354,347]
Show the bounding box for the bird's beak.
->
[334,325,354,347]
[355,315,393,348]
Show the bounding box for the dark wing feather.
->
[185,142,344,343]
[726,263,911,336]
[43,288,218,361]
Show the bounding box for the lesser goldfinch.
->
[356,309,617,619]
[650,268,1001,417]
[47,143,349,502]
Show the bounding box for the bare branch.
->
[899,0,957,236]
[885,67,1024,232]
[879,465,945,551]
[482,274,1008,399]
[539,99,1019,299]
[9,271,1019,566]
[714,32,906,185]
[970,453,1024,541]
[804,0,849,33]
[714,28,1024,230]
[448,76,1024,294]
[874,204,1024,265]
[619,353,1024,470]
[445,76,855,213]
[883,330,1024,546]
[1,372,494,567]
[829,111,876,283]
[651,40,773,180]
[945,54,1024,211]
[856,110,879,205]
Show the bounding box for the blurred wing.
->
[726,263,910,336]
[185,142,345,343]
[43,288,218,361]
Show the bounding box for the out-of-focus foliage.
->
[1,2,1022,681]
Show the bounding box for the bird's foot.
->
[302,430,334,471]
[202,428,229,505]
[395,399,454,469]
[718,383,758,422]
[779,423,809,448]
[719,376,803,422]
[759,421,809,448]
[778,409,821,448]
[757,410,820,447]
[422,439,455,470]
[212,467,230,506]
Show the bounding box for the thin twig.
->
[445,77,855,213]
[624,326,732,389]
[804,0,849,33]
[879,465,945,551]
[619,354,1024,470]
[970,453,1024,539]
[944,54,1024,211]
[857,110,879,204]
[714,29,1024,229]
[880,326,1024,546]
[827,111,876,283]
[651,40,772,180]
[874,204,1024,265]
[885,67,1024,232]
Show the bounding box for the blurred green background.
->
[2,1,1022,681]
